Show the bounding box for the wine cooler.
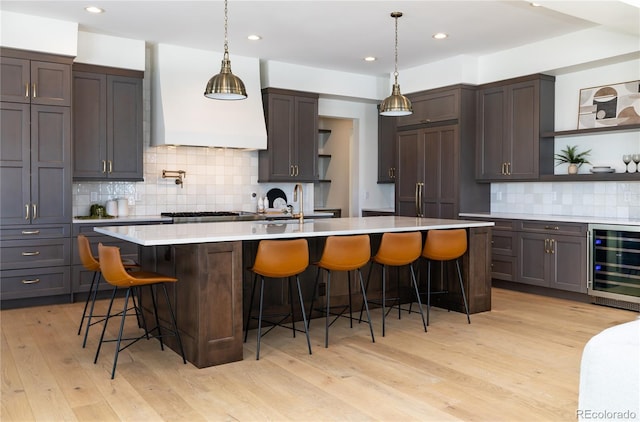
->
[588,224,640,311]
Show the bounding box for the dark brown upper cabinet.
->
[72,65,143,181]
[259,88,318,182]
[1,49,71,107]
[396,89,460,127]
[475,74,555,182]
[377,110,397,183]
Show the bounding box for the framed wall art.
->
[578,80,640,129]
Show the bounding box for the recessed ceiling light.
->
[247,35,261,41]
[364,56,376,62]
[85,6,104,14]
[433,32,448,40]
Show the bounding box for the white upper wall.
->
[0,11,77,56]
[76,31,145,70]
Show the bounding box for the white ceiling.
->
[1,1,638,77]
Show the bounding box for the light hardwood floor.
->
[1,288,637,421]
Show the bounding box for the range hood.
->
[151,43,267,149]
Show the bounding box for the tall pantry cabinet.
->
[395,85,489,218]
[0,48,73,303]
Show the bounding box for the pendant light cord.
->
[393,13,399,84]
[223,0,229,59]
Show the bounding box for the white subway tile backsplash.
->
[491,181,640,219]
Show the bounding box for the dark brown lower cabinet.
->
[517,230,587,293]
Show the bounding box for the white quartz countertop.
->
[94,216,494,246]
[460,212,640,226]
[73,215,172,224]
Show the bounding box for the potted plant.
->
[555,145,591,174]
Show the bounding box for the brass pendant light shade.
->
[380,11,412,116]
[204,0,247,100]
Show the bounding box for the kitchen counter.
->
[96,216,494,368]
[73,215,172,224]
[95,216,493,246]
[460,212,640,226]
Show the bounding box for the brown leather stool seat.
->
[310,235,375,348]
[76,234,139,348]
[244,238,312,360]
[361,232,427,337]
[95,243,186,379]
[421,229,470,325]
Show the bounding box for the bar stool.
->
[421,229,471,325]
[361,232,427,337]
[76,234,139,348]
[309,235,375,348]
[244,238,312,360]
[95,243,186,379]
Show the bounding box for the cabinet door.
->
[294,95,318,181]
[549,235,587,293]
[0,102,31,225]
[0,57,30,103]
[265,93,295,180]
[31,105,72,224]
[377,113,396,183]
[476,86,506,180]
[424,125,459,219]
[517,232,549,287]
[108,75,143,180]
[73,72,107,178]
[31,61,71,106]
[396,89,459,127]
[507,80,539,180]
[396,130,423,216]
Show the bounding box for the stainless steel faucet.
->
[293,183,304,223]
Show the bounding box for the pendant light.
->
[380,12,412,116]
[204,0,247,100]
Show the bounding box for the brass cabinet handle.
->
[32,204,37,220]
[108,160,113,173]
[21,278,40,285]
[544,238,549,254]
[500,163,505,175]
[289,165,294,177]
[549,239,555,254]
[544,225,559,231]
[25,83,29,99]
[25,204,30,220]
[32,83,36,98]
[21,230,40,235]
[506,162,512,175]
[419,182,424,216]
[21,251,40,256]
[102,160,107,173]
[415,183,420,216]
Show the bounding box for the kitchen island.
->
[96,216,494,368]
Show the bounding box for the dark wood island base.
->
[139,225,492,369]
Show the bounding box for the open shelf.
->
[539,172,640,182]
[542,123,640,138]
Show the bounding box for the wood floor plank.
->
[1,288,637,421]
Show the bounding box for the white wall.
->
[0,11,77,55]
[76,32,145,70]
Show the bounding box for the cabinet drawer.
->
[492,231,516,256]
[492,219,516,231]
[71,265,113,294]
[492,255,516,282]
[71,235,138,266]
[0,224,70,240]
[519,220,586,236]
[1,238,71,269]
[1,266,71,299]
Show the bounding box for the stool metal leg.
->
[288,277,296,338]
[410,265,427,332]
[325,271,331,348]
[94,286,118,365]
[78,271,98,336]
[256,277,265,360]
[110,287,132,379]
[244,273,258,342]
[456,259,471,324]
[347,271,353,328]
[382,264,387,337]
[358,268,375,343]
[427,260,431,326]
[296,276,312,356]
[81,271,101,348]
